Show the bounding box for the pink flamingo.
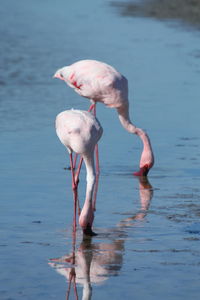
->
[55,109,103,235]
[54,59,154,176]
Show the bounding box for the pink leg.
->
[93,102,97,116]
[69,153,78,228]
[76,195,81,217]
[88,103,95,113]
[66,268,78,300]
[66,275,72,300]
[65,210,78,300]
[66,268,77,300]
[75,156,83,216]
[72,152,81,215]
[73,276,79,300]
[73,153,78,170]
[70,153,77,190]
[74,156,83,185]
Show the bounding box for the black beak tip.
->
[133,165,150,177]
[83,224,97,237]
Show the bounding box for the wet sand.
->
[112,0,200,29]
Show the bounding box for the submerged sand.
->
[112,0,200,29]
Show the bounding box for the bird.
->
[54,59,154,176]
[55,109,103,235]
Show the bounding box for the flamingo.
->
[55,109,103,235]
[54,59,154,176]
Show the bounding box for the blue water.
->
[1,0,200,299]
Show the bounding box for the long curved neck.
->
[79,241,93,300]
[117,105,154,169]
[117,104,137,134]
[79,152,96,229]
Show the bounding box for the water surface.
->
[0,0,200,299]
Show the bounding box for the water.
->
[0,0,200,299]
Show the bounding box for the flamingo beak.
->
[53,72,59,79]
[133,164,150,177]
[83,224,97,237]
[53,71,64,80]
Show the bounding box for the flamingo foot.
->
[83,223,97,237]
[134,164,150,177]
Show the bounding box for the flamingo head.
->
[79,209,97,237]
[53,69,64,80]
[133,164,152,177]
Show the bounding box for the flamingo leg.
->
[73,275,79,300]
[74,156,83,185]
[69,152,78,228]
[66,268,77,300]
[88,102,95,113]
[66,271,72,300]
[92,102,96,116]
[73,153,78,170]
[75,156,83,216]
[70,153,77,190]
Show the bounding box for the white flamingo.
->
[54,59,154,176]
[55,109,103,235]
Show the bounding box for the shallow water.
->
[0,0,200,299]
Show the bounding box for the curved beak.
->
[133,164,150,177]
[53,71,65,80]
[53,71,59,79]
[83,224,97,237]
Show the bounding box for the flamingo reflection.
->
[49,177,153,299]
[49,234,124,299]
[118,176,153,227]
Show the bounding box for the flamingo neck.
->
[117,105,154,170]
[78,242,93,298]
[79,152,96,231]
[117,104,137,133]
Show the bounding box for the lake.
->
[1,0,200,299]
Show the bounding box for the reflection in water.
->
[49,237,124,299]
[118,176,153,227]
[49,177,153,299]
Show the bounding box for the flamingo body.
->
[55,109,103,232]
[54,59,128,109]
[54,59,154,176]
